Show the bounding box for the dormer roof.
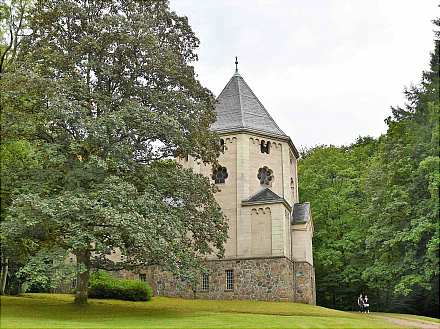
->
[244,188,284,203]
[242,188,291,211]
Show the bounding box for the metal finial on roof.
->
[235,56,238,73]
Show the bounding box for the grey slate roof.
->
[242,188,291,211]
[291,202,311,224]
[212,72,287,138]
[244,188,284,203]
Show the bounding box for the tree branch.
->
[0,15,14,76]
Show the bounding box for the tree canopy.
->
[1,0,228,304]
[299,19,439,317]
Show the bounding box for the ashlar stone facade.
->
[137,68,316,304]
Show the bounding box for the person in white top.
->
[363,295,370,313]
[357,294,364,313]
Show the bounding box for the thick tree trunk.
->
[0,257,8,295]
[74,250,91,305]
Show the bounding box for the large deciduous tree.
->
[1,0,228,304]
[299,138,378,309]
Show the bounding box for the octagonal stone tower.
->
[140,66,316,304]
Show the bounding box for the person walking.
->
[357,294,364,313]
[364,295,370,313]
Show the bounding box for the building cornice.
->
[241,198,292,212]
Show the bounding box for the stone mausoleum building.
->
[141,65,316,304]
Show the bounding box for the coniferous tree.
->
[362,18,439,316]
[299,19,439,316]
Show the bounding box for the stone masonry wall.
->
[293,261,316,305]
[132,257,315,304]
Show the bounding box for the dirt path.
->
[371,315,440,329]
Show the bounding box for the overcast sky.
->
[169,0,437,148]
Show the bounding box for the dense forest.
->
[299,20,439,317]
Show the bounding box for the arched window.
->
[260,140,270,154]
[212,166,228,184]
[257,166,274,186]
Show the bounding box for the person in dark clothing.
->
[357,294,364,313]
[364,295,370,313]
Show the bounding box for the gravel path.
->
[372,315,440,329]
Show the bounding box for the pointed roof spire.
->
[211,70,287,138]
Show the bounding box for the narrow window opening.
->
[290,177,295,198]
[225,269,234,290]
[139,274,146,282]
[202,273,209,291]
[260,140,270,154]
[220,139,225,153]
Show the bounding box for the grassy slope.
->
[0,293,418,328]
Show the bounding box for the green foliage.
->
[1,0,228,303]
[0,0,34,74]
[89,271,152,302]
[299,139,377,309]
[0,140,39,220]
[16,248,75,292]
[299,20,439,317]
[361,21,439,315]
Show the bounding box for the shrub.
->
[88,271,153,301]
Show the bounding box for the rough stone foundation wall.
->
[293,261,316,305]
[133,257,315,304]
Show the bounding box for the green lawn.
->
[0,293,436,328]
